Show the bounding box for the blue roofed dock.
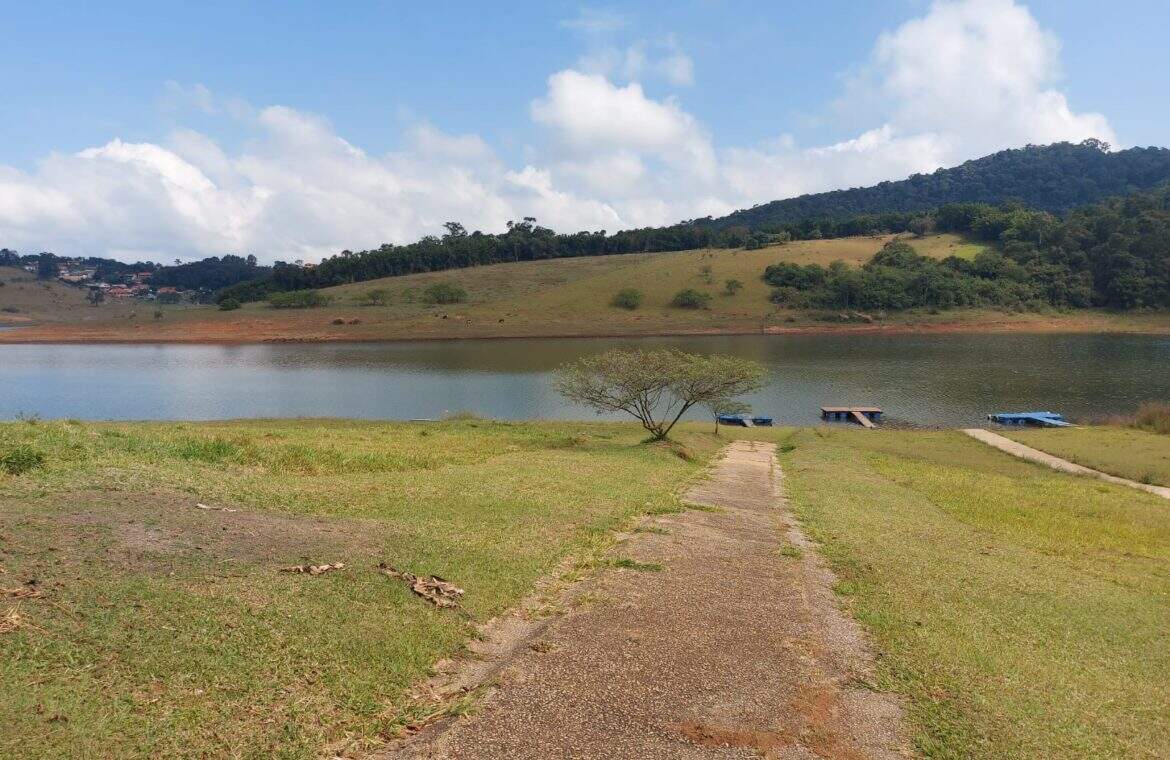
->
[987,411,1071,427]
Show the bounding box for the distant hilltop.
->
[703,140,1170,229]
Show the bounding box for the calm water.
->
[2,334,1169,426]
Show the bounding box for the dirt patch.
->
[2,489,385,575]
[386,441,910,759]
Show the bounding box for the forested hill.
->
[708,140,1170,230]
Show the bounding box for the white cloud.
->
[0,0,1115,262]
[576,37,694,87]
[559,7,629,34]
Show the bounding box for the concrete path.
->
[390,440,910,759]
[962,428,1170,500]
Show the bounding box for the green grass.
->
[1003,426,1170,486]
[753,427,1170,759]
[0,419,720,759]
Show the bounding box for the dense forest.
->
[150,255,270,291]
[765,186,1170,311]
[712,140,1170,230]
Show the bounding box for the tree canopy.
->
[554,349,765,441]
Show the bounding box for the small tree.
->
[218,298,241,311]
[723,279,743,296]
[908,215,935,238]
[708,399,751,436]
[610,288,643,310]
[422,282,468,305]
[671,288,712,309]
[554,349,765,441]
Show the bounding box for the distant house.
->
[107,285,134,298]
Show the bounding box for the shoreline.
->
[3,313,1170,346]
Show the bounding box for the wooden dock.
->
[821,406,882,428]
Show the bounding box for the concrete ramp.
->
[962,428,1170,500]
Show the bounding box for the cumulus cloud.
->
[0,0,1116,262]
[576,37,695,87]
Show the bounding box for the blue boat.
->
[717,415,773,427]
[987,411,1071,427]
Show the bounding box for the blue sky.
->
[1,0,1166,262]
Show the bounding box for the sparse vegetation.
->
[269,289,331,309]
[1135,402,1170,435]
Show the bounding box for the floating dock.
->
[821,406,881,428]
[717,415,774,428]
[987,411,1070,428]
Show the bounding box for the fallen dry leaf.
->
[281,562,345,576]
[378,563,465,609]
[1,587,43,600]
[0,607,25,634]
[195,503,238,513]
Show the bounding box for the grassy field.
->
[1002,425,1170,486]
[4,419,1167,758]
[731,426,1170,759]
[0,418,721,759]
[11,233,1164,344]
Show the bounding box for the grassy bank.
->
[10,233,1167,344]
[0,419,720,759]
[748,427,1170,759]
[1002,425,1170,486]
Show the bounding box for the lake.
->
[2,333,1169,426]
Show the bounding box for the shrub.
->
[269,290,331,309]
[153,309,163,320]
[218,298,241,311]
[723,279,743,296]
[670,288,712,310]
[1134,403,1170,435]
[610,288,644,310]
[422,282,468,305]
[358,288,390,306]
[1,445,45,475]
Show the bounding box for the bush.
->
[269,290,331,309]
[1134,403,1170,435]
[610,288,644,310]
[670,288,712,310]
[218,298,241,311]
[358,288,390,306]
[1,445,45,475]
[723,279,743,296]
[422,282,468,305]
